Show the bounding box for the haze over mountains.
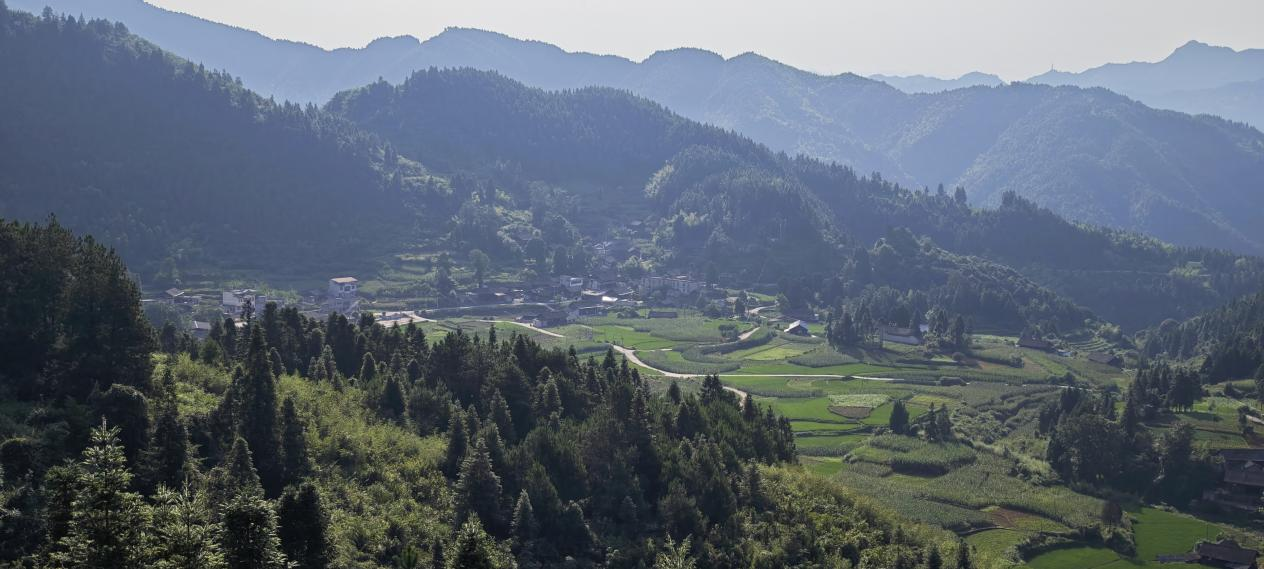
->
[11,0,1264,258]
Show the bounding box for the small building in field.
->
[531,310,572,328]
[647,310,679,319]
[1017,334,1054,351]
[784,320,811,336]
[1087,351,1122,367]
[1195,539,1258,569]
[880,325,921,346]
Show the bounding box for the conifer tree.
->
[46,421,149,569]
[279,397,311,485]
[889,399,909,435]
[379,375,407,422]
[455,439,504,536]
[151,484,227,569]
[276,482,331,569]
[444,405,469,479]
[237,326,283,497]
[144,398,191,492]
[220,492,287,569]
[447,518,510,569]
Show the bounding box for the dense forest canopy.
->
[0,218,967,568]
[0,4,440,274]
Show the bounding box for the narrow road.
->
[610,345,749,402]
[738,326,761,341]
[478,319,564,338]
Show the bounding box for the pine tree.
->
[279,397,311,485]
[210,437,263,507]
[151,484,227,569]
[511,490,536,545]
[925,546,942,569]
[220,493,288,569]
[144,399,191,491]
[447,518,510,569]
[379,375,407,422]
[276,482,331,569]
[955,540,973,569]
[237,326,283,497]
[455,439,504,536]
[46,421,149,569]
[358,352,378,384]
[889,399,910,435]
[489,390,515,443]
[443,406,469,479]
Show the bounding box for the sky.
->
[147,0,1264,80]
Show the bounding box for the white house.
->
[326,277,361,315]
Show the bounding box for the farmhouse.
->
[638,275,703,295]
[1201,449,1264,513]
[1087,351,1122,367]
[559,276,585,294]
[1195,539,1258,569]
[164,288,185,303]
[326,277,361,315]
[1017,333,1054,351]
[189,320,211,339]
[880,325,921,346]
[530,309,572,328]
[784,320,811,336]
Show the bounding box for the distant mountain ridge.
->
[10,0,1264,256]
[1028,40,1264,128]
[869,72,1004,93]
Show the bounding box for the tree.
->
[276,482,331,569]
[236,326,283,497]
[379,375,407,422]
[654,535,696,569]
[470,249,491,289]
[279,397,311,485]
[444,406,469,479]
[46,421,150,569]
[455,440,504,536]
[151,484,227,569]
[144,398,191,492]
[96,384,151,466]
[889,399,909,435]
[955,540,973,569]
[447,518,511,569]
[220,493,288,569]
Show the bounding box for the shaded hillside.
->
[1141,286,1264,382]
[14,1,1264,254]
[0,4,432,274]
[328,69,1264,331]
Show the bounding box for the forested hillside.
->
[1142,286,1264,382]
[2,3,1261,332]
[0,4,439,274]
[0,218,964,568]
[15,0,1264,255]
[329,68,1264,331]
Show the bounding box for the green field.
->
[1024,507,1225,569]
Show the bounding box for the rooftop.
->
[330,277,359,284]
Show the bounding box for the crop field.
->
[636,349,740,374]
[1025,508,1223,569]
[832,449,1102,531]
[580,313,748,344]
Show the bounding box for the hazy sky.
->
[149,0,1264,80]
